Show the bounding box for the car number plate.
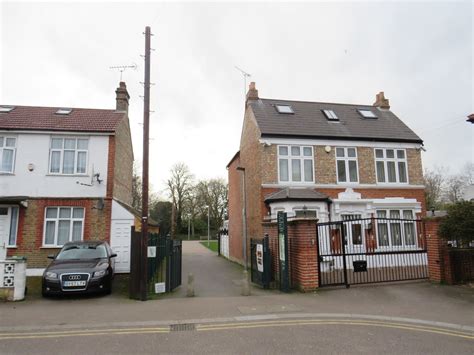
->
[64,281,86,287]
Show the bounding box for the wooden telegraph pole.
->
[140,26,152,301]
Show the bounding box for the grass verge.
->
[200,240,218,252]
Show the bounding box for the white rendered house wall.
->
[0,132,109,198]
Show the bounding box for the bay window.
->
[376,209,417,248]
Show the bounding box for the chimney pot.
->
[116,81,130,112]
[373,91,390,110]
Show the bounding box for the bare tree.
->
[460,162,474,185]
[445,175,467,203]
[166,163,194,235]
[132,164,142,212]
[195,178,228,231]
[424,167,445,209]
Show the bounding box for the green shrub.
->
[439,201,474,247]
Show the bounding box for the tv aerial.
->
[235,66,251,97]
[109,63,138,81]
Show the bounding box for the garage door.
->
[110,220,133,273]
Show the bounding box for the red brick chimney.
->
[373,91,390,110]
[115,82,130,112]
[246,82,259,104]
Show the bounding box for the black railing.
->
[316,218,428,287]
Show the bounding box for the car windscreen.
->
[56,244,108,260]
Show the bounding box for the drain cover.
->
[169,323,196,332]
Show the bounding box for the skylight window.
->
[275,105,294,114]
[55,108,73,115]
[322,109,338,120]
[0,106,15,113]
[358,109,377,118]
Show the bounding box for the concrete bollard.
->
[241,270,250,296]
[187,273,195,297]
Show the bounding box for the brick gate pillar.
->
[287,219,319,292]
[263,219,319,292]
[425,216,452,284]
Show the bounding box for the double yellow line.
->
[0,319,472,341]
[198,319,474,340]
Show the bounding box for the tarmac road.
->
[1,241,473,354]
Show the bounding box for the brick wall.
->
[227,153,243,264]
[263,219,319,292]
[315,146,337,184]
[261,145,277,184]
[357,147,376,184]
[406,148,424,185]
[425,217,474,284]
[7,198,109,268]
[240,107,264,255]
[113,116,134,205]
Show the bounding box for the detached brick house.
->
[228,83,425,265]
[0,82,136,274]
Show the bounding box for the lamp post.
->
[205,205,210,247]
[187,214,191,241]
[236,166,250,296]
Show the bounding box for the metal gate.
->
[316,217,428,287]
[167,239,182,292]
[250,236,271,289]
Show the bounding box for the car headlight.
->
[45,271,58,280]
[93,270,107,278]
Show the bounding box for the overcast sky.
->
[1,1,472,198]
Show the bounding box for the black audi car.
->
[42,241,117,297]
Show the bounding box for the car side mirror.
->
[110,253,117,258]
[47,254,56,259]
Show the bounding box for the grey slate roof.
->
[265,188,330,203]
[249,98,422,143]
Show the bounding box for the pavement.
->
[0,241,473,354]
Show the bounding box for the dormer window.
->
[275,105,294,114]
[55,108,73,115]
[358,109,377,118]
[323,109,338,120]
[0,106,15,113]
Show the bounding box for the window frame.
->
[0,136,17,174]
[336,147,359,184]
[275,105,294,114]
[375,209,418,250]
[277,145,314,184]
[48,137,89,175]
[374,148,409,184]
[42,207,85,247]
[322,109,339,121]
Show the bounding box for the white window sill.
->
[40,246,62,249]
[0,172,15,175]
[6,246,17,249]
[46,174,90,177]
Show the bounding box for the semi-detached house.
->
[227,83,426,265]
[0,82,136,274]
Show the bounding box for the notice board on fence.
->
[277,211,290,292]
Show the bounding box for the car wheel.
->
[41,287,49,298]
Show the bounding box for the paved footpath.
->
[167,240,266,298]
[0,241,473,353]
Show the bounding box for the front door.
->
[110,220,133,273]
[341,214,364,253]
[0,207,11,260]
